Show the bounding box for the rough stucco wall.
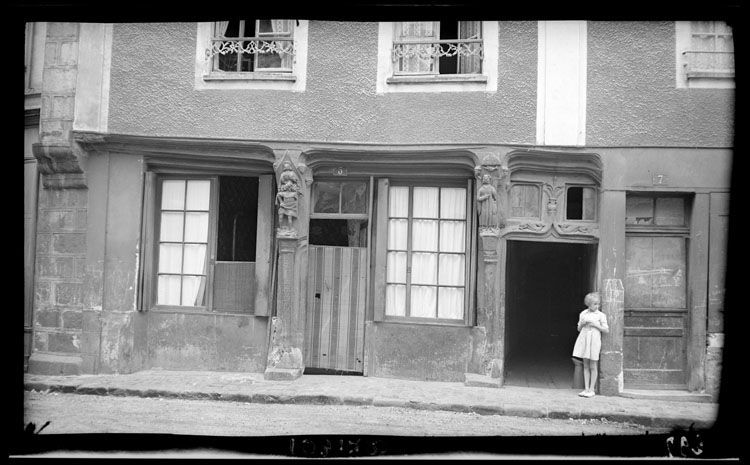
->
[107,21,537,145]
[587,21,735,147]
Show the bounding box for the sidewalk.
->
[23,370,718,430]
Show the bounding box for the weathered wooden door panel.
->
[624,235,688,389]
[305,246,367,372]
[623,311,687,387]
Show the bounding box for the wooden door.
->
[624,235,688,388]
[305,246,368,372]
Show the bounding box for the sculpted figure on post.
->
[477,174,505,230]
[276,161,301,235]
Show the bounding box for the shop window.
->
[142,174,263,313]
[625,196,686,226]
[384,185,468,321]
[565,186,597,221]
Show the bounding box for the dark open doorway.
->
[505,240,597,388]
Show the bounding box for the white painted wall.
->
[536,21,587,146]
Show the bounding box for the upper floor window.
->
[393,21,482,76]
[376,21,498,93]
[209,20,294,74]
[675,21,734,89]
[195,20,308,91]
[684,21,734,79]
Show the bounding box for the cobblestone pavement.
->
[23,369,718,430]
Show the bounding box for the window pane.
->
[438,287,464,319]
[181,276,206,307]
[412,219,438,251]
[625,236,686,309]
[157,275,182,306]
[185,212,209,242]
[439,254,465,286]
[258,19,292,35]
[388,219,408,250]
[397,22,437,74]
[385,284,406,316]
[389,186,409,217]
[386,251,407,283]
[183,244,207,275]
[410,286,437,318]
[412,252,437,285]
[186,180,211,211]
[161,180,185,210]
[413,187,439,218]
[314,182,341,214]
[341,182,368,214]
[440,188,466,219]
[655,197,685,226]
[439,221,465,253]
[158,244,183,274]
[582,187,596,220]
[160,212,184,242]
[625,197,654,225]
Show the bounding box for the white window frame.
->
[675,21,734,89]
[195,20,308,92]
[376,21,498,93]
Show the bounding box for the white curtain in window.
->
[389,186,409,217]
[458,21,481,74]
[438,288,464,319]
[216,21,230,38]
[158,275,181,306]
[387,251,407,283]
[439,221,465,253]
[388,219,408,250]
[398,22,437,73]
[411,285,437,317]
[411,253,437,285]
[412,220,438,251]
[413,187,439,217]
[386,284,406,316]
[440,188,466,219]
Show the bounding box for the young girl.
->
[572,292,609,398]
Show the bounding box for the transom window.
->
[385,185,468,320]
[208,19,294,73]
[565,186,597,221]
[393,21,482,75]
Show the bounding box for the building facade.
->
[24,19,733,399]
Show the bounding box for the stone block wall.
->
[30,187,89,375]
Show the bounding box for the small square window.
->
[566,186,596,221]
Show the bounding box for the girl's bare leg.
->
[589,360,599,394]
[583,358,591,393]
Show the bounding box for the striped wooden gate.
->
[305,245,367,373]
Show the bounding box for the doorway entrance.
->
[505,240,597,388]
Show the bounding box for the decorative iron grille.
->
[206,38,295,61]
[391,39,484,63]
[683,50,734,77]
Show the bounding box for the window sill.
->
[686,71,734,79]
[203,72,297,82]
[381,316,468,327]
[386,74,488,85]
[146,306,260,317]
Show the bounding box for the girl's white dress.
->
[572,309,608,361]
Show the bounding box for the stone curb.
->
[24,382,709,430]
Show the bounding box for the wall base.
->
[27,353,82,376]
[464,372,502,388]
[264,367,303,381]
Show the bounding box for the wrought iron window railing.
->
[682,50,734,78]
[392,38,483,74]
[205,37,295,71]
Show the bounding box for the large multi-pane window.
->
[385,185,468,320]
[393,21,482,75]
[157,179,211,306]
[142,175,266,313]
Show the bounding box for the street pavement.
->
[23,369,719,431]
